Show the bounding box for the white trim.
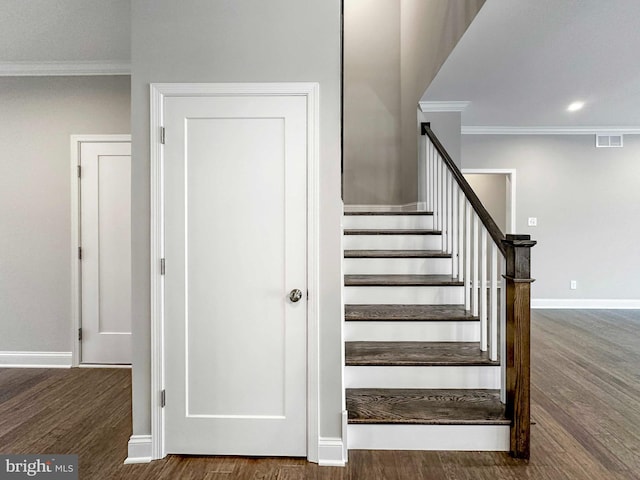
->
[419,101,470,113]
[0,351,72,368]
[342,410,349,464]
[318,438,346,467]
[462,126,640,135]
[345,365,500,389]
[340,205,348,465]
[70,135,132,367]
[461,168,517,235]
[124,435,153,464]
[344,203,421,212]
[149,82,320,462]
[345,321,479,342]
[78,364,131,369]
[0,61,130,77]
[532,299,640,309]
[348,424,510,451]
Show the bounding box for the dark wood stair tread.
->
[344,211,433,216]
[346,388,509,425]
[345,342,499,366]
[344,229,441,235]
[345,274,463,287]
[344,249,450,258]
[345,304,478,322]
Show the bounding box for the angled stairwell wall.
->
[343,0,486,205]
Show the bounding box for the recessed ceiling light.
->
[567,101,584,112]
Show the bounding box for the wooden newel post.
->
[502,234,536,460]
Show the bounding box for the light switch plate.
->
[528,217,537,227]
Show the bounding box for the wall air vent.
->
[596,134,623,148]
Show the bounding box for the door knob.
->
[289,289,303,303]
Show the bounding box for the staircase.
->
[343,210,509,451]
[342,124,536,456]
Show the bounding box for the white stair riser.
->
[348,424,509,451]
[345,286,463,305]
[344,235,442,251]
[345,321,479,342]
[345,366,500,389]
[343,257,452,275]
[343,215,434,230]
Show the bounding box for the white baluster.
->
[430,144,436,215]
[428,142,433,212]
[464,201,471,310]
[436,153,441,231]
[442,169,451,253]
[438,155,446,237]
[451,182,459,276]
[472,213,479,316]
[447,173,453,254]
[458,189,464,280]
[500,253,507,403]
[480,226,488,352]
[424,140,429,212]
[490,242,499,361]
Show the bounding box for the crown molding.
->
[419,101,470,113]
[462,126,640,135]
[0,61,131,76]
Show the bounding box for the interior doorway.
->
[462,169,516,234]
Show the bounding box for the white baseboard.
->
[342,410,349,464]
[318,437,346,467]
[532,299,640,309]
[344,203,421,212]
[124,435,153,464]
[125,434,344,465]
[0,351,72,368]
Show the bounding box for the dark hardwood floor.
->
[1,309,639,479]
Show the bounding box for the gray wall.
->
[0,76,131,352]
[400,0,485,204]
[343,0,401,205]
[343,0,484,205]
[462,134,640,300]
[131,0,343,439]
[422,111,462,165]
[0,0,130,63]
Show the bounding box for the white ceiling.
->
[422,0,640,127]
[0,0,130,63]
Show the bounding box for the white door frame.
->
[149,83,320,461]
[70,134,132,368]
[461,168,517,234]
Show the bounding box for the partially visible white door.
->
[80,141,132,364]
[163,94,308,456]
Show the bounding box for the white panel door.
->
[80,142,132,364]
[164,94,308,456]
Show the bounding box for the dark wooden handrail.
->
[421,123,506,256]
